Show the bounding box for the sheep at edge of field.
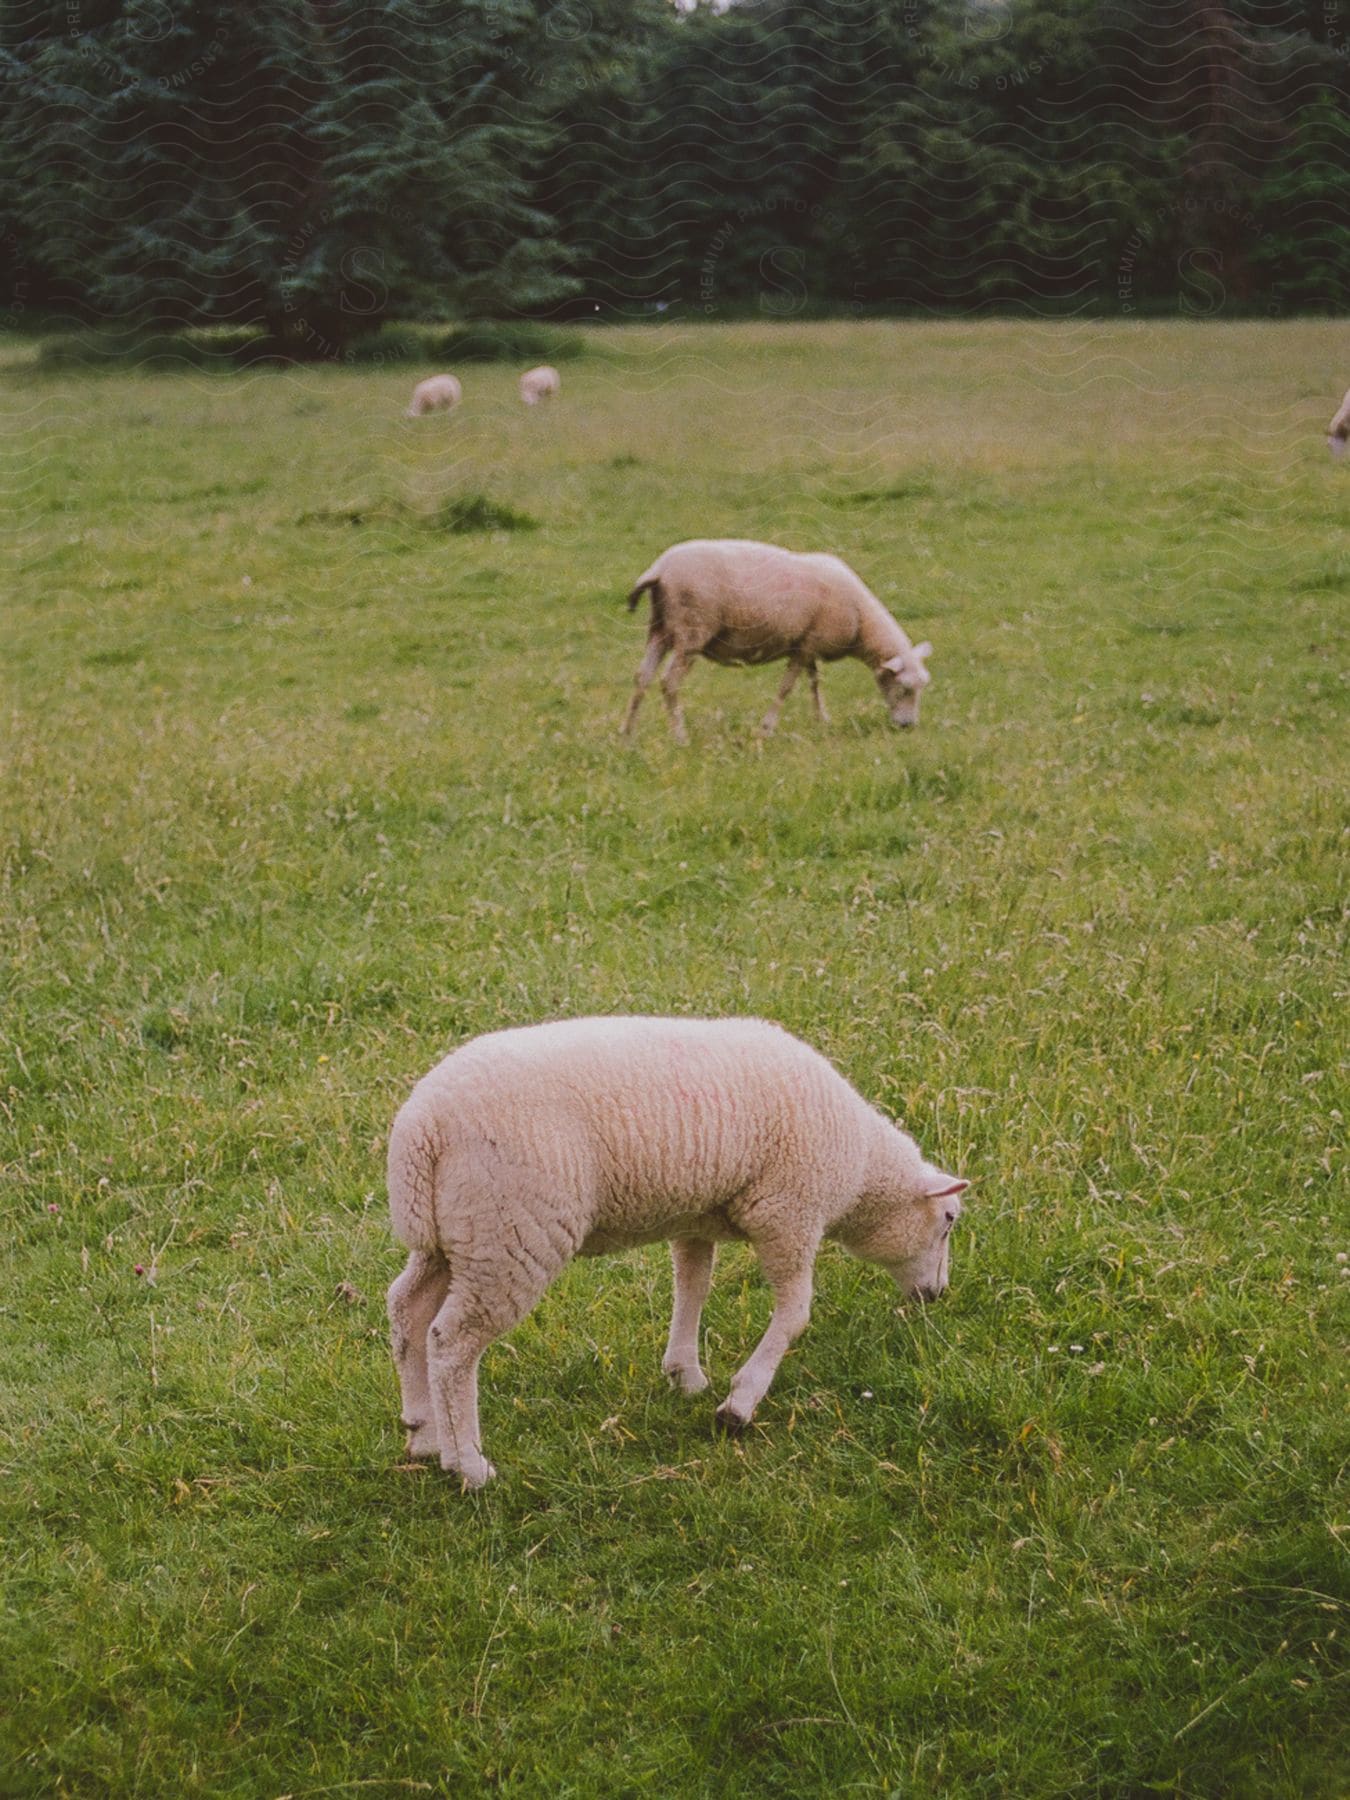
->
[1327,386,1350,459]
[386,1015,968,1489]
[621,538,935,744]
[405,373,462,417]
[519,364,561,405]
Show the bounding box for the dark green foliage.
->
[293,492,540,534]
[0,0,577,350]
[434,321,586,363]
[3,0,1348,340]
[432,493,539,534]
[35,331,237,373]
[535,0,1350,317]
[32,323,441,372]
[1251,99,1350,308]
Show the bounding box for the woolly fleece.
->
[387,1015,965,1488]
[621,538,934,740]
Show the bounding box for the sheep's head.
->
[876,642,932,728]
[847,1162,967,1302]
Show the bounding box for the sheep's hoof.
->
[665,1365,710,1395]
[714,1403,750,1437]
[402,1419,440,1460]
[444,1456,497,1490]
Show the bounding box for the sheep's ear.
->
[920,1166,968,1199]
[881,654,906,674]
[912,641,933,661]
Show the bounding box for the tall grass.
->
[1,321,1345,1798]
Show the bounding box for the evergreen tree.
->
[0,1,574,351]
[529,0,676,314]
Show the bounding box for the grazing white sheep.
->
[1327,387,1350,460]
[386,1015,967,1489]
[621,538,935,743]
[519,364,561,405]
[406,373,462,417]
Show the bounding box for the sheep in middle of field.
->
[386,1014,968,1489]
[520,365,561,405]
[621,538,935,743]
[406,374,462,417]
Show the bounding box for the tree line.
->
[1,0,1347,352]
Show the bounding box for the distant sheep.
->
[621,538,935,743]
[387,1015,967,1488]
[1328,387,1350,460]
[519,364,561,405]
[406,374,462,417]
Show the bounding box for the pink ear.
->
[881,654,906,674]
[912,641,933,660]
[921,1169,969,1199]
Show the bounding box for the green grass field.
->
[2,320,1346,1797]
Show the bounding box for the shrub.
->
[433,321,584,364]
[36,331,229,373]
[432,494,538,533]
[340,327,433,366]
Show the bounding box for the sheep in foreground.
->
[519,364,561,405]
[621,538,935,743]
[406,373,462,417]
[1328,386,1350,459]
[387,1015,967,1489]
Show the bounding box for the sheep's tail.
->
[387,1101,442,1254]
[626,562,663,612]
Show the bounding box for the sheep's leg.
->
[808,661,829,724]
[387,1250,451,1460]
[660,649,697,745]
[715,1236,818,1433]
[425,1288,509,1490]
[425,1255,561,1489]
[760,658,805,735]
[662,1238,715,1394]
[621,634,669,736]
